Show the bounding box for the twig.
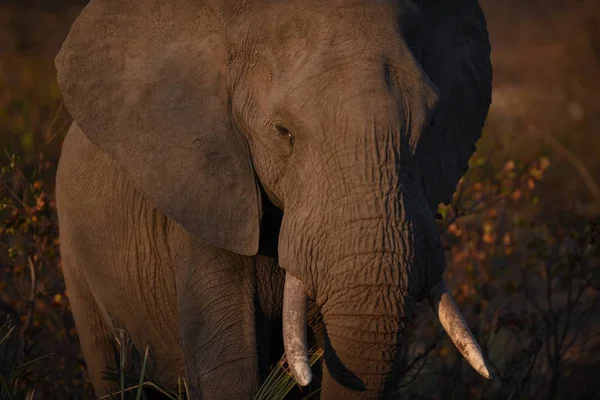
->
[440,197,487,234]
[100,382,152,399]
[1,180,28,209]
[21,257,38,340]
[399,331,444,387]
[42,100,65,147]
[530,125,600,202]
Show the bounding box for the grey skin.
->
[54,0,493,398]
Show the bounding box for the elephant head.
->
[56,0,492,397]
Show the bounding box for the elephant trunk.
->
[283,264,492,396]
[284,240,418,396]
[278,106,490,392]
[316,253,413,398]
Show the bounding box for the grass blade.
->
[0,373,16,400]
[254,347,323,400]
[134,347,149,400]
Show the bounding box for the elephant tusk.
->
[282,273,312,386]
[428,279,492,379]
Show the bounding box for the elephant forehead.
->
[234,1,411,59]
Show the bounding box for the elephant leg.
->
[170,229,260,399]
[60,242,118,397]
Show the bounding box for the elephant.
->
[54,0,493,398]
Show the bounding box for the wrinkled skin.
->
[55,0,492,398]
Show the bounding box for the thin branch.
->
[531,126,600,202]
[21,257,37,340]
[399,331,444,387]
[441,197,487,234]
[42,101,65,147]
[1,181,28,209]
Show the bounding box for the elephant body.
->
[57,123,291,397]
[55,0,493,398]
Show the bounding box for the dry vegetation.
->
[1,1,599,399]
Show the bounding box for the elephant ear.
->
[416,0,492,214]
[55,0,261,255]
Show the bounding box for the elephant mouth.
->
[281,273,492,387]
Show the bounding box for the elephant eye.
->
[276,124,294,147]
